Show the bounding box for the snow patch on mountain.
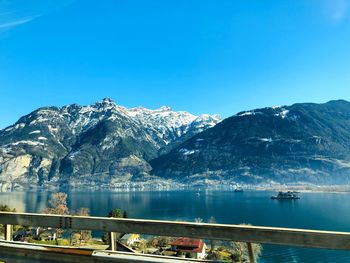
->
[10,140,45,146]
[260,138,273,142]
[238,111,253,116]
[179,148,198,155]
[273,108,290,119]
[29,130,41,134]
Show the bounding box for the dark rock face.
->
[150,100,350,184]
[0,98,221,190]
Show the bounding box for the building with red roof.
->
[170,237,207,259]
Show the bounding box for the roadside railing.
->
[2,212,350,262]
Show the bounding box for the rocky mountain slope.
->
[151,100,350,185]
[0,98,221,190]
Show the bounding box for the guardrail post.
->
[246,242,255,263]
[109,232,116,251]
[4,224,13,241]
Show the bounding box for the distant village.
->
[9,227,260,262]
[1,193,261,262]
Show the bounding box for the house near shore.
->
[121,234,141,246]
[170,237,207,259]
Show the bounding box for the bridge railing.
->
[2,212,350,262]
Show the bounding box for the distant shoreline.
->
[254,185,350,194]
[2,182,350,194]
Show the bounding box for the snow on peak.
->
[195,114,221,122]
[189,114,221,131]
[126,106,220,130]
[102,97,115,103]
[94,98,117,110]
[271,105,281,109]
[128,105,173,116]
[127,106,196,129]
[125,105,221,144]
[1,99,221,149]
[158,106,172,111]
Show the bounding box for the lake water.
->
[1,189,350,262]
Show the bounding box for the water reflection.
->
[1,190,350,262]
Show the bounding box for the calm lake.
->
[1,189,350,263]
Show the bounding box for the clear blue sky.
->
[0,0,349,128]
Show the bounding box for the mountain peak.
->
[0,99,221,189]
[100,97,116,105]
[158,106,172,111]
[102,97,114,102]
[93,97,117,110]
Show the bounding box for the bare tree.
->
[42,192,69,244]
[71,208,91,245]
[43,193,69,215]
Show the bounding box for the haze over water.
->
[1,189,350,262]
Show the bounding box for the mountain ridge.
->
[150,99,350,185]
[2,98,350,190]
[0,98,221,190]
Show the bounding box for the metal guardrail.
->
[2,212,350,262]
[0,240,214,263]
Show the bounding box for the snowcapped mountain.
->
[4,98,350,189]
[151,100,350,185]
[127,105,221,150]
[0,98,221,190]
